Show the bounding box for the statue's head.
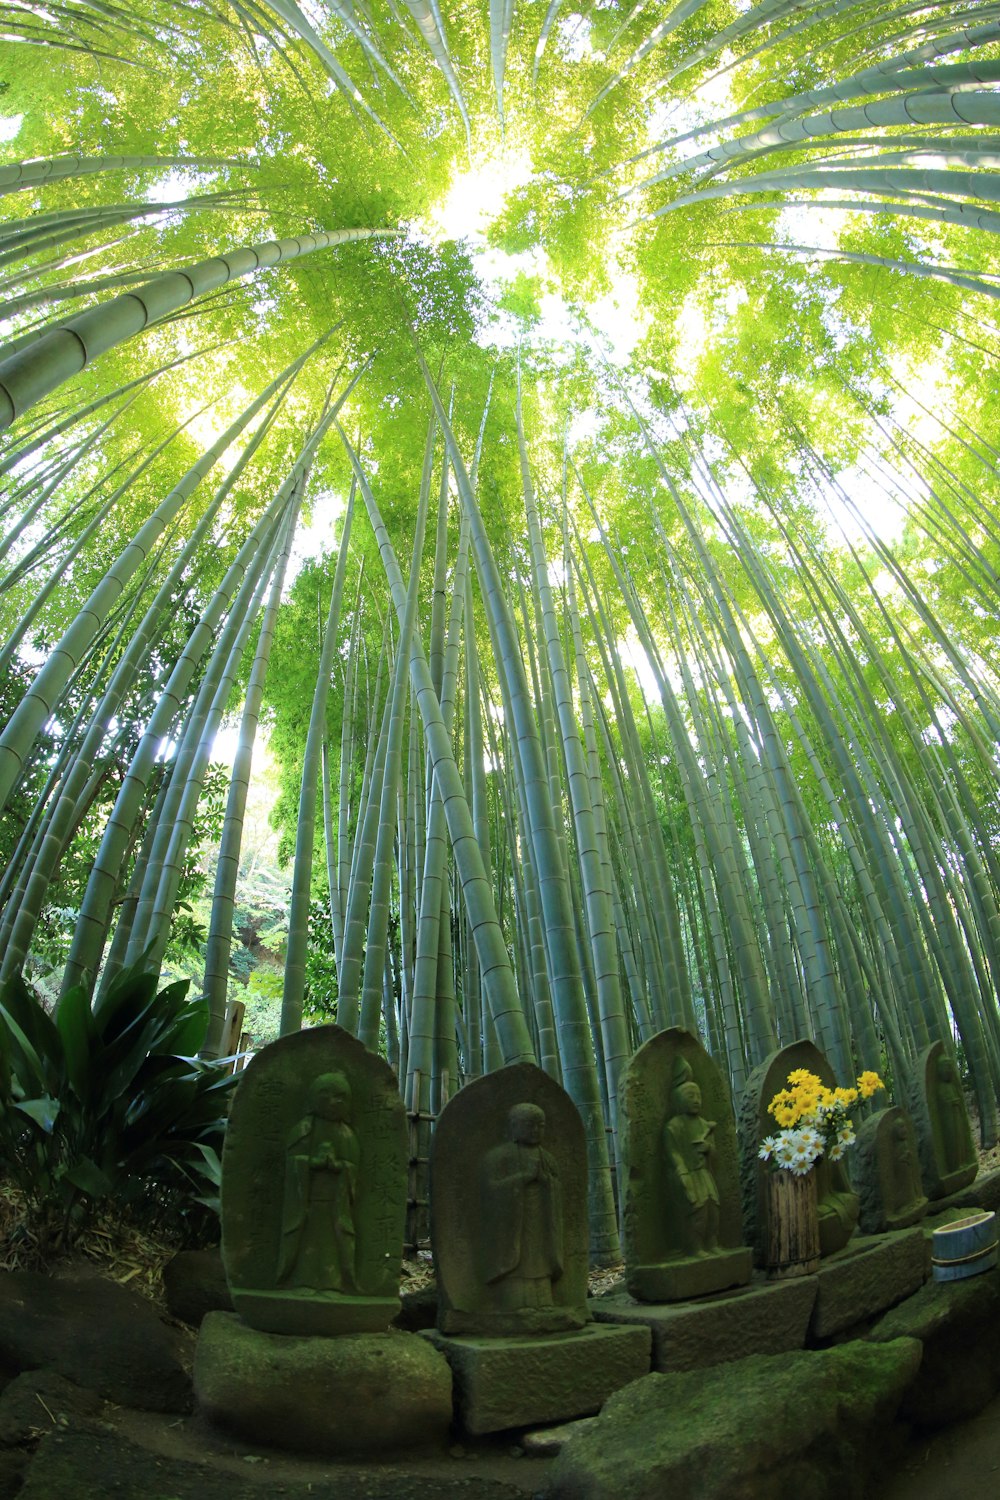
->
[508,1102,545,1146]
[670,1056,702,1116]
[307,1070,352,1123]
[936,1055,958,1085]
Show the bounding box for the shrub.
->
[0,961,236,1247]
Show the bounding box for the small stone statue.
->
[221,1025,406,1336]
[855,1106,928,1234]
[910,1040,978,1199]
[431,1061,590,1335]
[481,1103,563,1312]
[664,1057,721,1257]
[278,1071,359,1293]
[621,1028,751,1302]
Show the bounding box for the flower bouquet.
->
[759,1069,885,1175]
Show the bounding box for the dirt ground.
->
[884,1390,1000,1500]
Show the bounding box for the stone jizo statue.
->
[621,1028,751,1302]
[664,1057,721,1258]
[278,1070,360,1293]
[481,1103,563,1313]
[909,1040,978,1201]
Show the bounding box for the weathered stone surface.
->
[522,1416,596,1455]
[431,1063,589,1337]
[0,1271,190,1412]
[854,1108,928,1234]
[425,1324,650,1436]
[620,1028,752,1303]
[811,1229,925,1339]
[195,1311,452,1455]
[591,1274,817,1372]
[908,1041,978,1201]
[869,1264,1000,1426]
[0,1368,100,1445]
[547,1338,923,1500]
[222,1025,406,1336]
[163,1249,233,1326]
[739,1041,859,1264]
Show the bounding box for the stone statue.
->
[621,1029,751,1301]
[481,1103,563,1312]
[855,1106,928,1234]
[221,1025,407,1336]
[663,1057,721,1257]
[909,1040,978,1200]
[431,1061,590,1335]
[278,1071,359,1293]
[739,1040,859,1265]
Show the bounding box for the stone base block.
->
[810,1228,925,1339]
[627,1247,752,1303]
[195,1311,451,1455]
[231,1287,398,1336]
[592,1274,816,1372]
[424,1323,651,1435]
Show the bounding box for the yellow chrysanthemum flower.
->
[856,1071,885,1099]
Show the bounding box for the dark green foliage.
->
[0,961,235,1244]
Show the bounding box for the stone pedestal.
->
[230,1288,399,1336]
[195,1312,452,1455]
[629,1249,752,1303]
[810,1228,925,1339]
[424,1324,651,1435]
[591,1275,816,1372]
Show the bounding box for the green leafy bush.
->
[0,962,237,1246]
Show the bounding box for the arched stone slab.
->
[854,1106,929,1234]
[909,1040,978,1200]
[221,1024,406,1335]
[620,1028,751,1301]
[739,1039,859,1264]
[430,1061,589,1336]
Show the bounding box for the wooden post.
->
[766,1168,821,1278]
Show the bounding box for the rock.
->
[810,1228,925,1339]
[592,1274,816,1372]
[522,1416,595,1455]
[0,1369,100,1445]
[548,1337,923,1500]
[869,1263,1000,1426]
[194,1310,452,1456]
[0,1272,191,1413]
[163,1249,233,1326]
[424,1323,651,1436]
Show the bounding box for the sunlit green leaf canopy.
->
[4,0,1000,1255]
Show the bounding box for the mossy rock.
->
[547,1338,922,1500]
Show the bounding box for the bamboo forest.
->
[5,0,1000,1270]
